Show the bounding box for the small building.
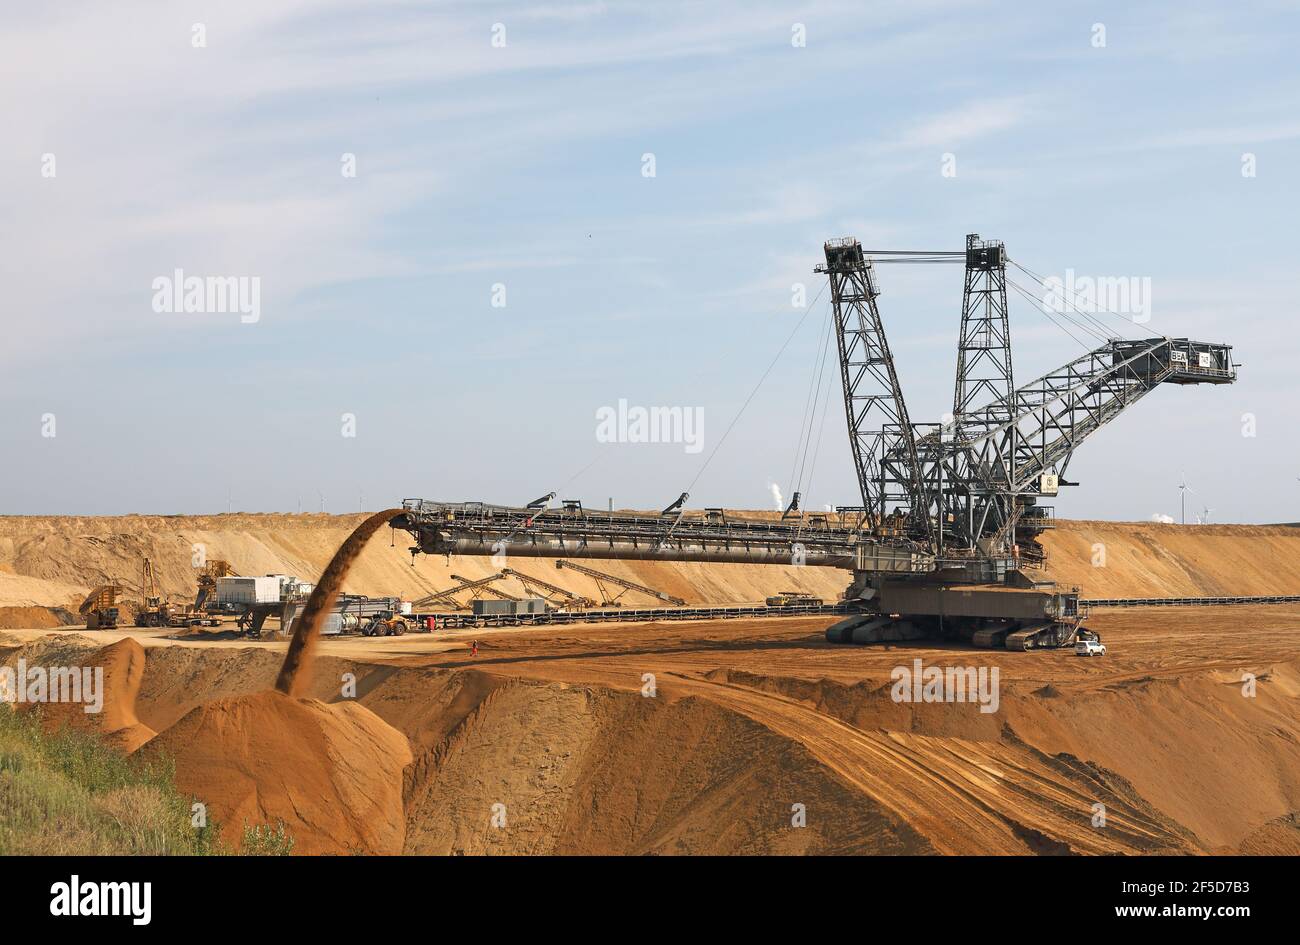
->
[215,576,282,607]
[471,597,548,617]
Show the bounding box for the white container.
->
[215,576,282,606]
[282,604,351,636]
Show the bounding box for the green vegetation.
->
[241,821,296,856]
[0,705,293,855]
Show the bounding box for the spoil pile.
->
[22,637,156,753]
[150,690,412,854]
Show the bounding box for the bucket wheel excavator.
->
[817,235,1235,649]
[394,233,1236,651]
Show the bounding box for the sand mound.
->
[0,606,65,629]
[151,690,412,854]
[134,646,287,734]
[28,637,156,753]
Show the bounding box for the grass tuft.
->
[0,705,293,856]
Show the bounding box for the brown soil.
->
[3,513,1298,612]
[0,606,64,629]
[26,637,156,752]
[147,690,411,854]
[1040,520,1300,597]
[0,516,1297,855]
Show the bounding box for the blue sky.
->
[1,0,1296,522]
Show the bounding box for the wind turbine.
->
[1179,472,1195,526]
[1198,504,1213,525]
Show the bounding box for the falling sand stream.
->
[275,508,405,696]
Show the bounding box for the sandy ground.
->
[2,514,1297,855]
[4,600,1298,855]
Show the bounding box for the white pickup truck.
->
[1075,639,1107,657]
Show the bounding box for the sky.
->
[1,0,1296,523]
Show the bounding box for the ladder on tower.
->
[554,559,686,607]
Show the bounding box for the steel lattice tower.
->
[952,234,1014,432]
[817,238,928,537]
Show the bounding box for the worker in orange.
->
[470,640,479,657]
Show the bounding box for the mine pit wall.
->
[1036,521,1300,598]
[2,513,1300,609]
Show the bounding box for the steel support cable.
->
[1004,272,1109,345]
[1006,277,1099,351]
[1006,274,1108,344]
[685,283,828,497]
[856,249,964,256]
[1009,276,1101,348]
[855,250,965,265]
[492,453,608,547]
[1015,262,1127,342]
[1008,258,1141,340]
[1009,258,1127,332]
[795,322,833,491]
[788,306,834,495]
[802,346,839,509]
[1003,276,1107,350]
[512,286,830,536]
[794,311,835,495]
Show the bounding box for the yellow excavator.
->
[361,611,409,637]
[131,556,223,628]
[134,557,171,627]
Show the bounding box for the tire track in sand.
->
[673,673,1197,855]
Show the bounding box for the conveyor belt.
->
[413,600,854,629]
[1084,595,1300,608]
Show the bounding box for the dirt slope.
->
[149,691,411,854]
[2,513,1298,855]
[0,512,847,610]
[5,513,1299,613]
[1039,521,1300,597]
[26,637,156,753]
[4,604,1297,855]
